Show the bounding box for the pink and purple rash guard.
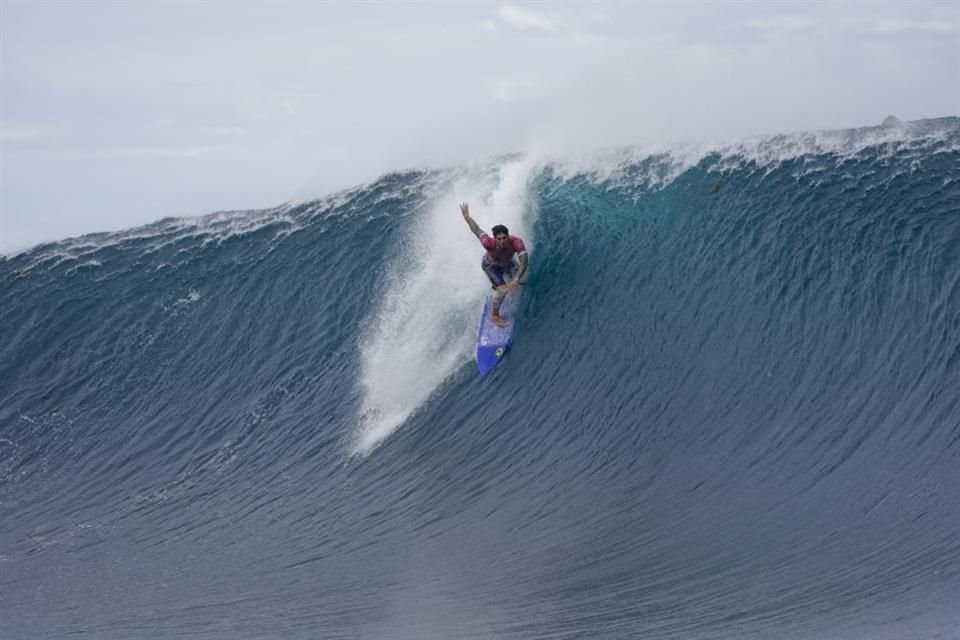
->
[479,233,527,267]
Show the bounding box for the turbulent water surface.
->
[2,118,959,639]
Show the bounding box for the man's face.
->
[495,233,508,248]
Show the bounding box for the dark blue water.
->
[2,118,959,639]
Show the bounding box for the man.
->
[460,201,528,328]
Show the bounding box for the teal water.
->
[2,117,958,639]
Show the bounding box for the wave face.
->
[2,118,959,639]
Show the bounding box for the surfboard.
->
[476,289,520,376]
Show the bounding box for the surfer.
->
[460,202,528,328]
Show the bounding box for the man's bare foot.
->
[491,314,508,328]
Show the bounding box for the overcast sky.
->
[2,1,958,253]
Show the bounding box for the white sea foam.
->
[4,201,304,264]
[547,117,959,192]
[353,157,537,455]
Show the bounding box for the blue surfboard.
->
[476,290,520,376]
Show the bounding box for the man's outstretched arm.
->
[460,202,484,239]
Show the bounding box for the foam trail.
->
[353,158,537,454]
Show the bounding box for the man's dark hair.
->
[492,224,509,237]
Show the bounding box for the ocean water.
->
[2,117,959,639]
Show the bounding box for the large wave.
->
[2,117,958,639]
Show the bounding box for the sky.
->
[1,1,958,254]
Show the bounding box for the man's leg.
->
[492,287,507,316]
[482,259,505,286]
[482,260,509,326]
[490,263,519,326]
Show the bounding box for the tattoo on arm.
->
[515,254,529,282]
[466,216,484,238]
